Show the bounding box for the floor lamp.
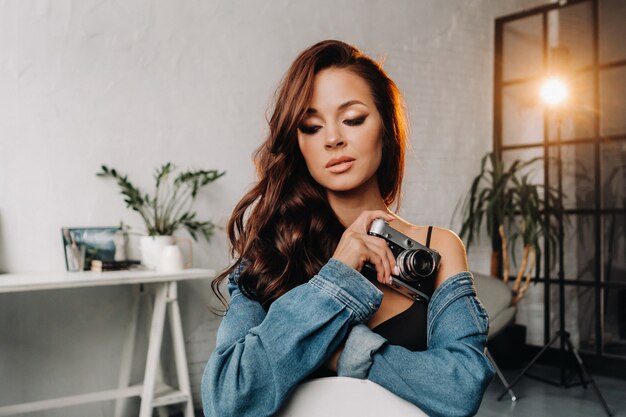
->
[497,77,613,417]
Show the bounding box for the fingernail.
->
[393,265,400,275]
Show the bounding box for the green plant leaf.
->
[96,163,225,241]
[453,151,563,284]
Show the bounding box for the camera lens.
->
[397,249,435,280]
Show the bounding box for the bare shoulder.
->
[389,217,468,289]
[426,227,469,288]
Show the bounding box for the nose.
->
[324,127,346,150]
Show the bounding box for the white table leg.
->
[114,285,142,417]
[143,286,169,417]
[167,281,195,417]
[139,283,168,417]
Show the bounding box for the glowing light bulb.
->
[540,77,568,106]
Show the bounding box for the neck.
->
[327,177,391,227]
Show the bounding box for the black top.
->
[370,299,427,351]
[307,300,427,379]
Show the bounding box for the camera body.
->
[365,219,441,303]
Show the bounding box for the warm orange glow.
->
[540,77,568,106]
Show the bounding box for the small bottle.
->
[113,230,127,261]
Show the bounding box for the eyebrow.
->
[305,100,368,114]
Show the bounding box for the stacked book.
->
[91,260,143,272]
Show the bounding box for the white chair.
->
[276,377,428,417]
[473,271,518,401]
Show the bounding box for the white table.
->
[0,268,215,417]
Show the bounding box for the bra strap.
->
[426,226,433,248]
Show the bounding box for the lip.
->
[327,160,355,173]
[325,156,356,169]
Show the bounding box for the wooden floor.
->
[478,364,626,417]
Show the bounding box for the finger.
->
[370,253,387,283]
[365,236,395,280]
[384,248,394,284]
[354,210,395,233]
[364,210,395,226]
[364,240,391,283]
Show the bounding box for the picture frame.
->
[61,227,121,271]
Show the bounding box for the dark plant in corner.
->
[454,152,563,304]
[97,163,226,241]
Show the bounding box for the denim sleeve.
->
[336,272,496,417]
[201,258,383,417]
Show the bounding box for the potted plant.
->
[455,152,562,304]
[97,162,225,269]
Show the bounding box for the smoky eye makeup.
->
[344,115,367,126]
[297,113,368,134]
[297,124,321,134]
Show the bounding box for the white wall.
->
[0,0,550,415]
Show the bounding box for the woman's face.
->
[297,67,383,195]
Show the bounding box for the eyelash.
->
[298,116,367,135]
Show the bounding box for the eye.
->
[344,116,367,126]
[298,124,321,135]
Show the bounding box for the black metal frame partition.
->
[494,0,626,414]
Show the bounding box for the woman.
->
[201,40,494,417]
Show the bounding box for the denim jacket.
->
[201,259,495,417]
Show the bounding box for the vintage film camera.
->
[364,219,441,303]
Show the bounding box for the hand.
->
[332,210,397,285]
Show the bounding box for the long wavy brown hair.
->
[211,40,408,310]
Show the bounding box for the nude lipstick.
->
[325,156,356,173]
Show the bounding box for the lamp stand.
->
[497,113,613,417]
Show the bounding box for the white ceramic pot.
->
[160,245,184,272]
[139,235,174,270]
